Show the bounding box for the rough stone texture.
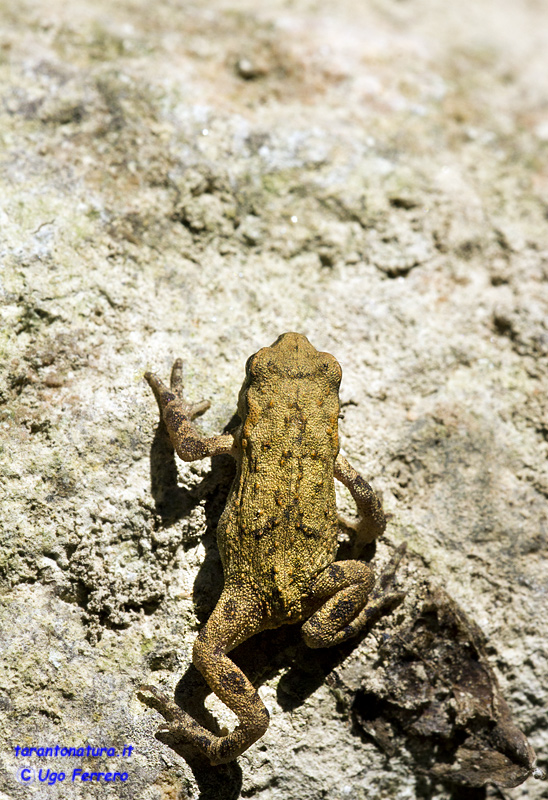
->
[1,0,547,797]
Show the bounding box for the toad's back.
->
[217,333,343,616]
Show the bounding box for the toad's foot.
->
[362,542,407,619]
[138,685,219,762]
[138,680,268,765]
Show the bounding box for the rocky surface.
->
[1,0,547,797]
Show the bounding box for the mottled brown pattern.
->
[139,333,405,764]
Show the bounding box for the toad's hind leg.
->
[302,544,406,649]
[138,589,269,765]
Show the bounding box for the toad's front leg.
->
[145,359,236,461]
[138,588,270,766]
[335,454,386,552]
